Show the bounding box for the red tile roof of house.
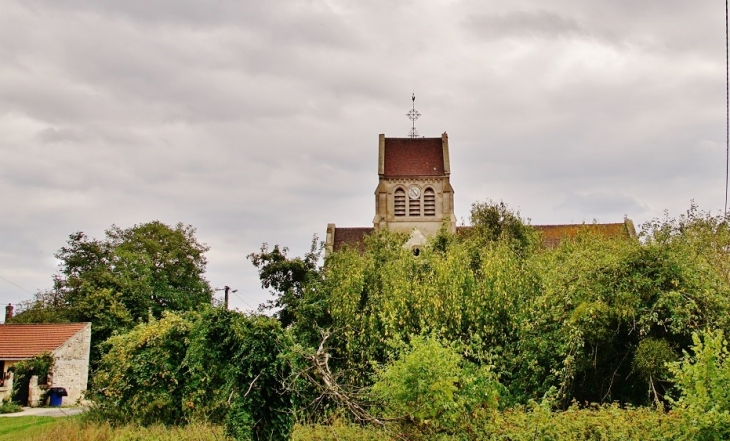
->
[0,323,88,360]
[383,138,445,177]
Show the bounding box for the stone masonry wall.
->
[51,323,91,404]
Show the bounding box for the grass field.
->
[0,416,230,441]
[0,416,62,441]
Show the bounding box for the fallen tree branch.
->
[307,331,387,428]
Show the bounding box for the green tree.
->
[11,221,213,366]
[248,236,322,327]
[183,307,292,441]
[468,200,540,256]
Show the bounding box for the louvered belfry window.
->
[394,188,406,217]
[409,192,420,216]
[424,188,436,216]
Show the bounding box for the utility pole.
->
[215,286,237,309]
[222,286,237,310]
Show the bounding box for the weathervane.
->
[406,92,421,138]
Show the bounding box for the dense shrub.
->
[87,203,730,438]
[371,335,500,437]
[92,312,195,425]
[668,329,730,439]
[91,307,292,440]
[183,307,291,441]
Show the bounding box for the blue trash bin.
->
[48,387,67,406]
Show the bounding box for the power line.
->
[215,285,257,311]
[231,290,257,312]
[0,274,34,295]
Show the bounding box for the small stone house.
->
[0,321,91,405]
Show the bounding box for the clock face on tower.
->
[408,186,420,199]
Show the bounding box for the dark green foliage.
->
[92,312,194,425]
[92,307,292,440]
[248,237,322,327]
[294,203,730,412]
[79,203,730,437]
[10,221,213,367]
[183,308,292,441]
[468,200,540,255]
[10,352,54,406]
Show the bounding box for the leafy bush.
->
[10,352,54,406]
[668,329,730,439]
[182,307,292,441]
[91,307,292,440]
[371,336,500,437]
[0,399,22,414]
[292,404,682,441]
[91,312,195,425]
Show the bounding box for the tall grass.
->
[28,418,231,441]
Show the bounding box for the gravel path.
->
[0,406,87,418]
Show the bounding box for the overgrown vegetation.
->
[9,221,213,368]
[16,203,730,439]
[91,308,291,440]
[10,352,54,406]
[0,400,22,414]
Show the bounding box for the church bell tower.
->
[373,132,457,240]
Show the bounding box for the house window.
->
[394,188,406,217]
[424,188,435,216]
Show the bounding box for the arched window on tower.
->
[424,188,436,216]
[409,189,420,216]
[394,188,406,217]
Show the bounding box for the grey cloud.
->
[557,192,648,217]
[37,127,89,143]
[466,10,587,41]
[0,0,725,313]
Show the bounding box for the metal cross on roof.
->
[406,93,420,138]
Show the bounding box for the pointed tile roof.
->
[383,138,445,177]
[0,323,89,360]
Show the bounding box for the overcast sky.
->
[1,0,726,316]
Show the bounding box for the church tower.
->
[324,95,457,255]
[324,96,637,256]
[373,133,457,240]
